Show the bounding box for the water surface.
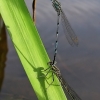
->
[1,0,100,100]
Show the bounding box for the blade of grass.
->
[0,0,67,100]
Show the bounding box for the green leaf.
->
[0,0,67,100]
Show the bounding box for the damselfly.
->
[46,62,81,100]
[51,0,78,65]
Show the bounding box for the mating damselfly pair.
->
[45,0,81,100]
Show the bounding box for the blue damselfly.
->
[51,0,78,65]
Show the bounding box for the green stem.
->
[0,0,67,100]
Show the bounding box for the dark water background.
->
[0,0,100,100]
